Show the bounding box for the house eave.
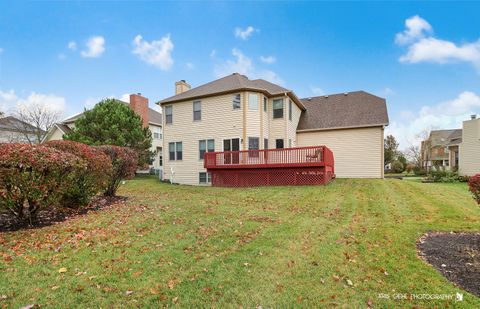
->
[296,123,388,133]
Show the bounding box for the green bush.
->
[427,169,460,183]
[391,161,404,173]
[97,146,138,197]
[0,143,86,224]
[46,140,112,208]
[413,166,427,176]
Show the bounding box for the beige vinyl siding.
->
[297,126,384,178]
[46,127,66,141]
[149,124,163,169]
[262,95,269,148]
[269,95,287,147]
[459,119,480,176]
[287,99,301,148]
[162,93,244,185]
[245,92,262,144]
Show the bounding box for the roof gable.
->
[158,73,304,109]
[297,91,389,131]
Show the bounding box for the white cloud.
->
[379,87,396,97]
[17,92,65,113]
[84,97,99,108]
[1,89,65,116]
[399,37,480,67]
[68,41,77,50]
[396,16,480,70]
[210,49,216,58]
[185,62,195,70]
[310,86,325,96]
[386,91,480,149]
[120,93,130,103]
[260,55,276,64]
[214,48,284,85]
[235,26,257,40]
[395,15,432,45]
[132,34,174,71]
[81,36,105,58]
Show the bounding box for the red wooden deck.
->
[204,145,335,187]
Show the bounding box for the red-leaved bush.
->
[0,143,86,223]
[468,174,480,205]
[96,145,138,196]
[46,140,113,208]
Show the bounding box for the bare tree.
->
[12,103,62,144]
[406,144,421,167]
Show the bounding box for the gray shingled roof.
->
[429,129,462,147]
[158,73,303,108]
[62,99,162,125]
[297,91,389,131]
[0,116,42,133]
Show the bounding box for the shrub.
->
[427,170,460,183]
[391,160,404,173]
[46,140,112,208]
[0,143,86,224]
[405,163,415,174]
[97,146,138,196]
[413,166,427,176]
[468,174,480,205]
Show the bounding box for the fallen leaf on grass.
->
[346,279,353,287]
[58,267,67,273]
[51,286,59,290]
[125,290,134,296]
[172,297,179,304]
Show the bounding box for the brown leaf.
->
[172,297,179,304]
[58,267,67,273]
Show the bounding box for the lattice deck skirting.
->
[210,166,334,187]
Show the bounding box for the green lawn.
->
[1,177,479,307]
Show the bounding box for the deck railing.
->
[204,145,334,170]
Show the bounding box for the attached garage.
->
[296,91,389,178]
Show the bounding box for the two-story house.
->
[43,94,164,171]
[421,115,480,176]
[158,73,389,186]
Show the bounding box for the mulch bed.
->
[0,196,127,232]
[417,232,480,297]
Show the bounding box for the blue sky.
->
[1,1,480,149]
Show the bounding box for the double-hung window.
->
[199,139,215,160]
[263,97,267,112]
[165,105,173,124]
[232,94,241,110]
[288,100,292,121]
[276,139,284,149]
[169,142,183,160]
[264,138,269,150]
[193,101,201,121]
[273,99,284,119]
[248,93,258,110]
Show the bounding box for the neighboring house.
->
[43,94,164,171]
[0,115,44,144]
[421,115,480,176]
[158,73,389,186]
[459,115,480,176]
[421,129,462,171]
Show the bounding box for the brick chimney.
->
[130,93,149,127]
[175,80,191,95]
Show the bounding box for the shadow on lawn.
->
[0,196,128,232]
